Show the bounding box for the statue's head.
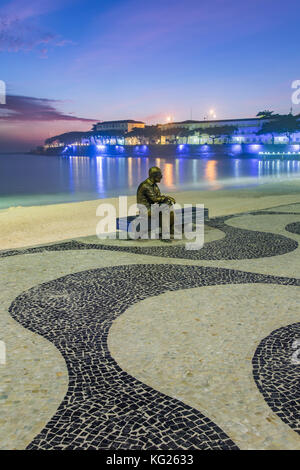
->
[149,166,162,183]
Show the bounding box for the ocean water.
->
[1,151,300,210]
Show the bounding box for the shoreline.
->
[1,180,300,251]
[40,142,300,157]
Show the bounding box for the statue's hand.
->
[167,196,176,205]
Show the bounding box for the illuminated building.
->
[159,117,300,144]
[93,120,145,133]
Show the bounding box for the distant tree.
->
[217,125,238,143]
[45,131,93,145]
[257,121,278,144]
[277,114,300,143]
[179,128,192,144]
[143,126,161,144]
[256,110,275,118]
[126,127,144,141]
[257,114,300,143]
[194,125,237,144]
[256,110,281,120]
[94,129,125,144]
[161,127,184,144]
[126,126,160,144]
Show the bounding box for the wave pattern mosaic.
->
[9,264,300,450]
[2,204,300,450]
[1,210,299,261]
[253,323,300,434]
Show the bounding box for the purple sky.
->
[1,0,300,151]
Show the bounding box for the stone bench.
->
[116,206,209,234]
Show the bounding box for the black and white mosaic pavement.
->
[9,263,300,450]
[0,211,299,261]
[253,323,300,435]
[285,222,300,236]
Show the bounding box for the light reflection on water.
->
[0,153,300,209]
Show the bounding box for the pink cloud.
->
[0,95,99,122]
[0,90,98,151]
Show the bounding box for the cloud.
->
[0,95,99,122]
[0,0,65,23]
[0,0,76,54]
[0,22,57,53]
[75,0,296,71]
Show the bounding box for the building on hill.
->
[44,131,94,148]
[43,115,300,150]
[93,120,145,133]
[159,116,300,144]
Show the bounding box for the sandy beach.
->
[1,180,300,250]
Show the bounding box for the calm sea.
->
[1,151,300,210]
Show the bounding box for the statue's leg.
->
[159,207,175,239]
[170,210,174,236]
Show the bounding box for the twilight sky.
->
[0,0,300,151]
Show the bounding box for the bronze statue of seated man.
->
[136,166,176,241]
